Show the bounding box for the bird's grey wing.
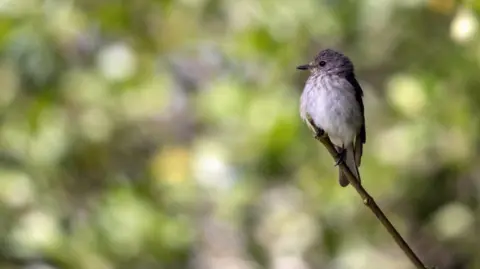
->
[345,73,366,166]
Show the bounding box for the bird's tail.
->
[338,144,361,187]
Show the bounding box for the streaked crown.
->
[295,48,355,77]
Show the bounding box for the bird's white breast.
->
[300,75,362,147]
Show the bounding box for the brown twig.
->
[306,116,431,269]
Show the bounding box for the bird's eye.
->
[319,61,326,67]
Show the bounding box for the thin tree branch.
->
[306,115,432,269]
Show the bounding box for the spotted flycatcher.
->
[297,49,366,187]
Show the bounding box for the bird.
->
[297,49,366,187]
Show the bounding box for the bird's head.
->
[296,49,354,76]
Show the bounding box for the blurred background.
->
[0,0,479,268]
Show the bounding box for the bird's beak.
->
[296,64,310,70]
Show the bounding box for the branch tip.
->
[305,113,430,269]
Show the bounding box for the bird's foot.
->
[306,115,326,139]
[313,128,326,139]
[334,148,346,166]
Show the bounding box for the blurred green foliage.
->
[1,0,480,268]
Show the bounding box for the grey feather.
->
[299,49,365,187]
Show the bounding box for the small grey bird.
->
[297,49,366,187]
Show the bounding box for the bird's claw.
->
[306,115,326,139]
[334,148,346,166]
[313,129,326,139]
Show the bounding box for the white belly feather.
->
[300,75,362,147]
